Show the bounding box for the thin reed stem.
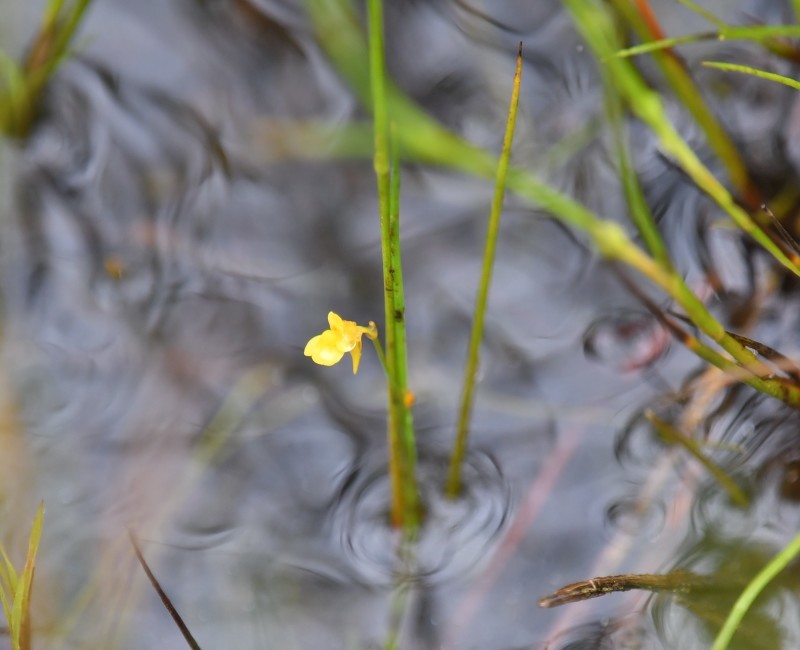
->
[446,45,523,499]
[615,25,800,59]
[367,0,419,531]
[702,61,800,90]
[389,122,418,525]
[602,59,671,267]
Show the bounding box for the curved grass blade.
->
[9,502,43,650]
[701,61,800,90]
[617,25,800,58]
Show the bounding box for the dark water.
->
[2,0,800,648]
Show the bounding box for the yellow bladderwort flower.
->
[304,312,378,374]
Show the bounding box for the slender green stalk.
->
[602,57,670,267]
[445,46,522,498]
[389,122,418,523]
[367,0,418,531]
[702,61,800,90]
[616,25,800,59]
[0,502,43,650]
[712,531,800,650]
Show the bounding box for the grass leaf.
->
[10,502,44,650]
[702,61,800,90]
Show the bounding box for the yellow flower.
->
[304,312,377,374]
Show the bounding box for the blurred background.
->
[2,0,800,648]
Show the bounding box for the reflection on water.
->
[2,0,800,648]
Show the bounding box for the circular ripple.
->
[583,310,670,373]
[605,494,666,541]
[330,447,511,587]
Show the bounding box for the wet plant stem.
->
[367,0,419,532]
[712,530,800,650]
[446,45,522,499]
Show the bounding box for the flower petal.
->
[307,330,346,366]
[350,339,363,374]
[303,334,323,356]
[328,312,343,332]
[337,320,362,352]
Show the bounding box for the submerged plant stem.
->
[367,0,419,532]
[446,45,523,499]
[712,531,800,650]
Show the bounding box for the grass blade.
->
[712,531,800,649]
[129,531,202,650]
[10,502,43,650]
[702,61,800,90]
[446,43,523,498]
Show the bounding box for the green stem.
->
[702,61,800,91]
[389,123,418,524]
[712,531,800,650]
[602,55,671,267]
[446,45,522,499]
[616,25,800,58]
[367,0,418,532]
